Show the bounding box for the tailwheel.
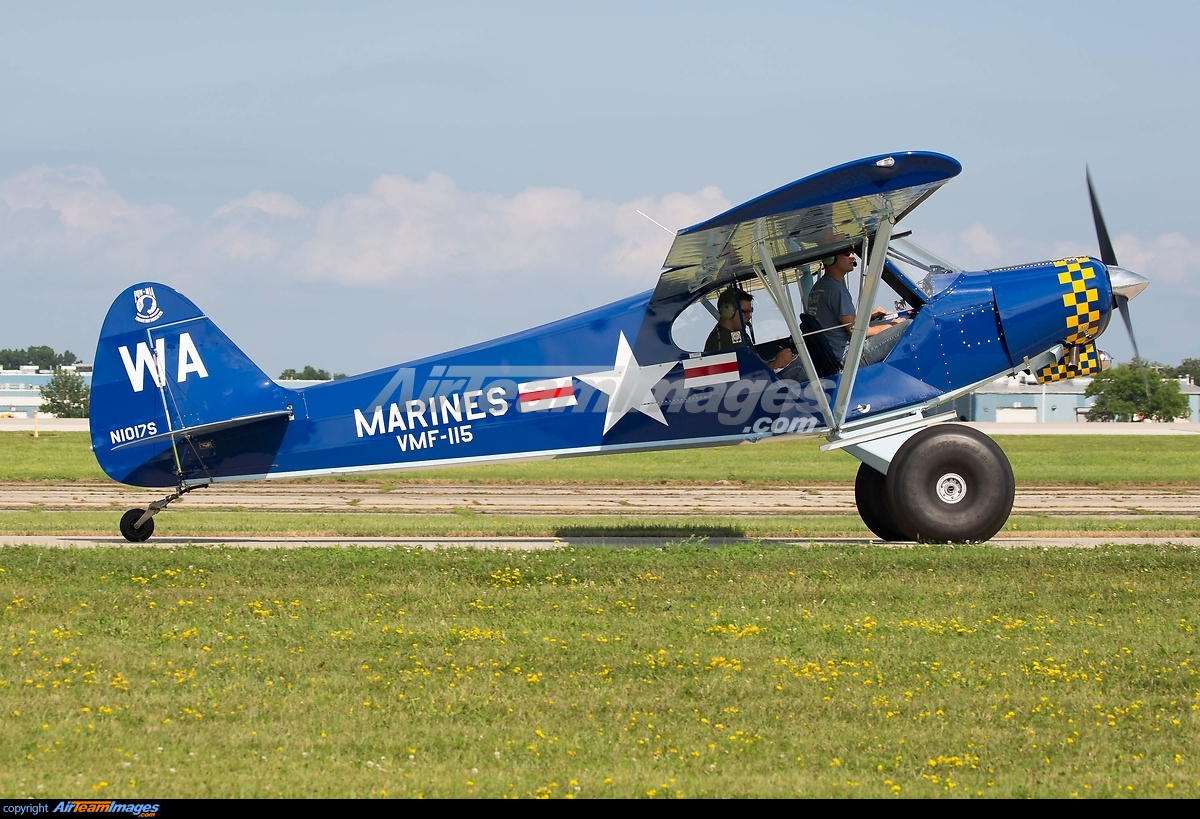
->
[854,462,908,541]
[885,425,1014,543]
[119,508,155,543]
[116,483,203,543]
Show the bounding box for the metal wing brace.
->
[751,215,895,433]
[832,215,895,430]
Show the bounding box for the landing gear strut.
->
[118,483,205,543]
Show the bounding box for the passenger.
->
[704,288,796,371]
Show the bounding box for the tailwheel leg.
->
[118,483,205,543]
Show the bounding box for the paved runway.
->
[3,481,1198,516]
[3,481,1194,549]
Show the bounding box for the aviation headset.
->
[717,288,751,320]
[822,247,858,267]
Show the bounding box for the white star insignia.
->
[576,332,676,434]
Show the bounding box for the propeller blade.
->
[1087,167,1119,267]
[1116,294,1152,401]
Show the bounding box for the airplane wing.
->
[653,152,961,301]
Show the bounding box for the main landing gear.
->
[853,425,1015,543]
[118,483,204,543]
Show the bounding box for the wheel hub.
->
[935,473,967,504]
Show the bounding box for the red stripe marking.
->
[519,386,574,402]
[684,361,739,380]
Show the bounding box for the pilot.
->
[805,251,910,367]
[704,288,796,371]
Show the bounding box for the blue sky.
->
[2,1,1198,373]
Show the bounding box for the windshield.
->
[886,237,962,300]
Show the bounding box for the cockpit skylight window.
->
[887,237,962,299]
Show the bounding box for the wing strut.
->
[832,215,895,430]
[752,223,835,427]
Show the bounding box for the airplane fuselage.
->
[90,256,1113,488]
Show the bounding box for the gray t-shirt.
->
[806,275,856,359]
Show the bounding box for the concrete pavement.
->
[1,534,1196,550]
[1,481,1197,517]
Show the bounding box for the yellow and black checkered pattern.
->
[1035,341,1101,384]
[1054,257,1102,344]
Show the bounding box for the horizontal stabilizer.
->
[109,409,294,451]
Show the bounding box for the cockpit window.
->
[886,237,962,300]
[671,293,722,353]
[670,277,804,354]
[671,241,951,354]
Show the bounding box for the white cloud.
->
[207,192,311,261]
[0,164,731,369]
[0,165,187,262]
[212,191,310,219]
[911,223,1004,269]
[609,187,727,275]
[5,162,1195,370]
[298,173,728,285]
[1112,232,1200,289]
[962,223,1002,262]
[0,165,727,289]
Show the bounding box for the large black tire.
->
[119,508,155,543]
[885,425,1014,543]
[854,462,908,541]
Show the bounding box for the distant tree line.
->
[39,370,90,418]
[278,366,347,381]
[1086,358,1191,422]
[1169,358,1200,382]
[0,346,78,370]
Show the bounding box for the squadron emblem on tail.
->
[132,286,163,324]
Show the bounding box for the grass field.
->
[2,510,1199,540]
[1,544,1196,798]
[3,430,1197,798]
[3,431,1200,486]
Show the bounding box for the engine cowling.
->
[989,256,1114,372]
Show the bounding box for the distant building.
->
[0,368,92,418]
[0,368,323,418]
[953,373,1200,423]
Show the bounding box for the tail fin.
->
[91,283,297,486]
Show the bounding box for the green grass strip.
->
[0,544,1196,797]
[4,431,1200,486]
[1,509,1198,538]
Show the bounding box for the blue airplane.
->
[90,151,1148,543]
